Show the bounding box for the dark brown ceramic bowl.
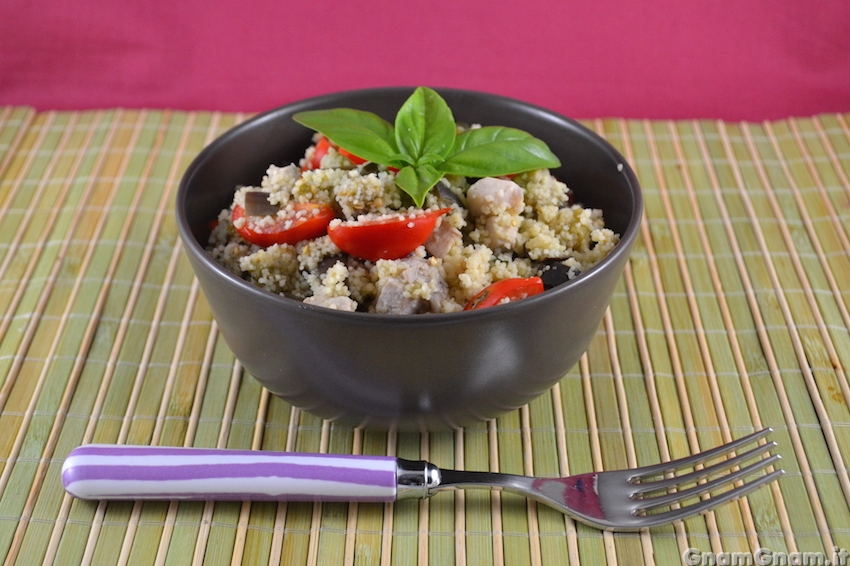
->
[176,87,642,430]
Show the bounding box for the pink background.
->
[2,0,848,120]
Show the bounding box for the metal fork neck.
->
[396,459,441,500]
[395,459,533,501]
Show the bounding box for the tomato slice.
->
[463,277,545,310]
[308,138,398,172]
[232,202,335,247]
[304,136,365,170]
[327,208,450,262]
[305,136,332,170]
[337,146,368,165]
[339,147,398,172]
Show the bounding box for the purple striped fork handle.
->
[62,444,399,502]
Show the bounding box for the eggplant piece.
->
[316,255,346,277]
[359,162,380,175]
[435,179,464,207]
[540,262,577,290]
[244,191,281,216]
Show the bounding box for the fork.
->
[62,428,783,531]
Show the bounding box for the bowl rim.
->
[176,86,643,325]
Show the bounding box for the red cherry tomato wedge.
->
[307,137,399,172]
[327,208,451,262]
[337,146,368,165]
[232,202,335,247]
[305,136,332,170]
[305,136,366,169]
[463,277,545,310]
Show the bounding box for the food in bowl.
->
[207,88,619,314]
[177,87,642,428]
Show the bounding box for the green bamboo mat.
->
[1,106,849,566]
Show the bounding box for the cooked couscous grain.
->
[207,132,619,314]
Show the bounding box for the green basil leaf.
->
[294,90,563,207]
[394,87,456,164]
[395,164,443,207]
[386,153,415,168]
[417,152,446,166]
[440,126,561,177]
[293,108,399,165]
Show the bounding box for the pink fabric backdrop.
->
[2,0,848,120]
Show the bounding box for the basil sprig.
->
[293,87,561,206]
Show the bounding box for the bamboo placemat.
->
[1,106,849,566]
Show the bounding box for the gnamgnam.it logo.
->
[682,547,849,566]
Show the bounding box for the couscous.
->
[207,90,619,314]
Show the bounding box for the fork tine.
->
[635,454,781,512]
[628,428,773,480]
[632,442,777,494]
[635,469,785,528]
